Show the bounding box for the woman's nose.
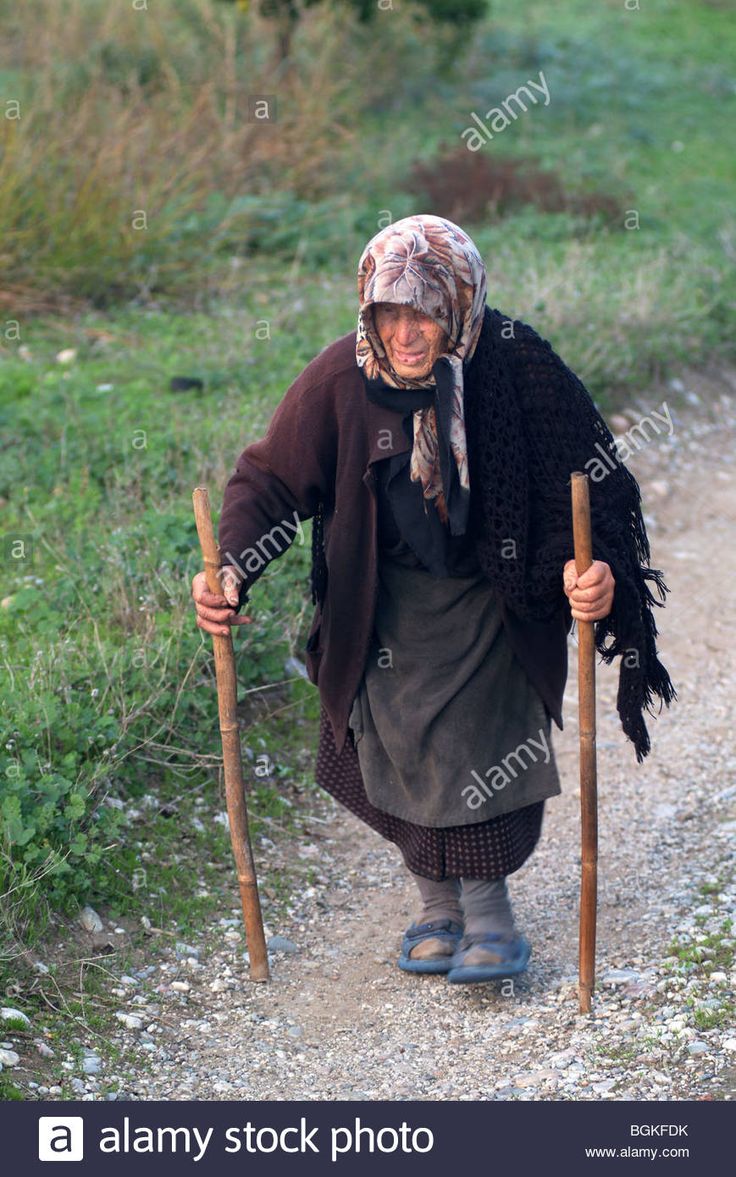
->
[394,315,420,345]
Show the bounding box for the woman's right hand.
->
[191,566,253,637]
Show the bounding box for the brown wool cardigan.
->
[218,328,574,758]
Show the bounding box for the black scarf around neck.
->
[361,355,470,536]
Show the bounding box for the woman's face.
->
[372,302,449,380]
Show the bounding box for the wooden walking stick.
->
[192,487,269,982]
[571,471,598,1014]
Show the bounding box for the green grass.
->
[667,922,735,972]
[0,1076,24,1100]
[691,1002,734,1032]
[0,672,323,1098]
[0,289,335,1033]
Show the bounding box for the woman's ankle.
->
[461,876,516,938]
[409,870,463,927]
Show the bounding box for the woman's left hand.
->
[563,559,615,621]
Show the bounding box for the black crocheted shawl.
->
[311,306,676,762]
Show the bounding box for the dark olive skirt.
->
[315,705,545,882]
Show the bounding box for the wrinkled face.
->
[372,302,449,380]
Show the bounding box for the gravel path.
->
[37,372,736,1102]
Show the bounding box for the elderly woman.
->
[192,214,674,985]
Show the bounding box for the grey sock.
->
[461,876,516,939]
[409,871,463,927]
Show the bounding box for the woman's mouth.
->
[395,350,425,364]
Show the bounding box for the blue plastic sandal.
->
[398,918,463,974]
[446,932,531,984]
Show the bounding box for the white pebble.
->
[115,1013,144,1030]
[79,906,104,933]
[1,1008,30,1027]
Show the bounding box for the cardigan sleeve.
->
[217,363,339,606]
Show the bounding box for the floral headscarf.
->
[356,214,487,532]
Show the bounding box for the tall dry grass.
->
[0,0,440,309]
